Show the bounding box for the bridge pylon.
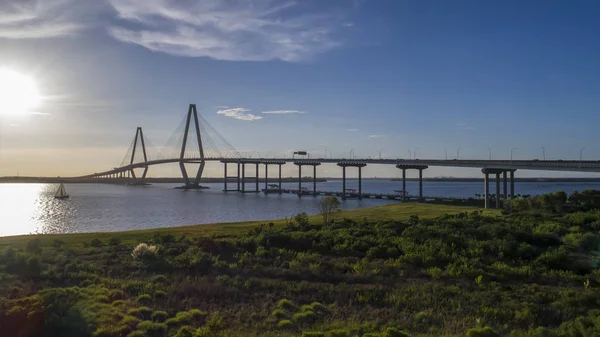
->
[129,127,149,183]
[179,104,205,188]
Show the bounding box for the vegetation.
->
[1,194,600,336]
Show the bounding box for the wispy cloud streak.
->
[0,0,89,39]
[107,0,353,61]
[217,107,262,121]
[261,110,305,114]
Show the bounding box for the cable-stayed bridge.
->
[80,104,600,209]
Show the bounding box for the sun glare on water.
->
[0,68,41,117]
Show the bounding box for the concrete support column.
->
[298,165,302,197]
[313,165,317,196]
[358,166,362,199]
[223,162,227,191]
[503,171,508,199]
[237,162,240,191]
[419,169,423,202]
[241,163,245,193]
[255,163,259,192]
[264,164,268,194]
[510,170,515,199]
[342,166,346,199]
[278,164,282,193]
[495,173,501,209]
[484,172,489,209]
[402,168,406,200]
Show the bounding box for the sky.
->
[0,0,600,178]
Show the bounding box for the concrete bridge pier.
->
[337,162,367,199]
[482,168,516,209]
[396,164,429,202]
[221,160,241,191]
[294,161,321,196]
[261,161,286,194]
[238,161,260,193]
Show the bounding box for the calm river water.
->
[1,180,600,237]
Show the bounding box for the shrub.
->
[427,267,443,279]
[120,315,141,328]
[154,290,167,301]
[151,311,168,322]
[293,310,317,324]
[271,309,288,320]
[363,334,381,337]
[152,275,167,283]
[327,330,350,337]
[294,212,310,228]
[383,327,410,337]
[309,302,330,314]
[132,243,159,260]
[137,320,167,337]
[126,331,146,337]
[278,320,295,329]
[188,309,208,324]
[303,332,326,337]
[277,298,298,311]
[90,238,102,247]
[174,325,195,337]
[467,327,499,337]
[136,294,152,305]
[109,237,121,246]
[127,307,153,320]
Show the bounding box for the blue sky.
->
[0,0,599,178]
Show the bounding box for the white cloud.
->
[261,110,306,114]
[347,128,360,132]
[107,0,353,61]
[215,105,229,109]
[368,134,387,138]
[217,108,262,121]
[0,0,90,39]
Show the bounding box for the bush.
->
[132,243,159,260]
[136,294,153,305]
[383,327,410,337]
[278,319,295,329]
[467,327,499,337]
[362,334,381,337]
[127,307,153,320]
[277,298,298,311]
[109,237,121,246]
[151,311,168,322]
[137,320,167,337]
[271,309,288,320]
[154,290,167,301]
[126,331,146,337]
[327,330,350,337]
[303,332,326,337]
[174,325,195,337]
[90,238,102,247]
[294,212,310,228]
[293,310,317,324]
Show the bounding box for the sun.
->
[0,69,41,117]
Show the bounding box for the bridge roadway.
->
[81,157,600,178]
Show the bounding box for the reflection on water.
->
[1,180,600,237]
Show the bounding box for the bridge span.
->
[78,104,600,210]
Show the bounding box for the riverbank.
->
[1,201,599,337]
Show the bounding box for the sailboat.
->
[54,183,69,199]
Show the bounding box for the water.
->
[1,180,600,237]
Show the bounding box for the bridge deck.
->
[82,157,600,178]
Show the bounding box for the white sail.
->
[55,183,68,198]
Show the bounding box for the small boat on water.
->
[54,183,69,199]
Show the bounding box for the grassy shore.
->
[1,200,598,337]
